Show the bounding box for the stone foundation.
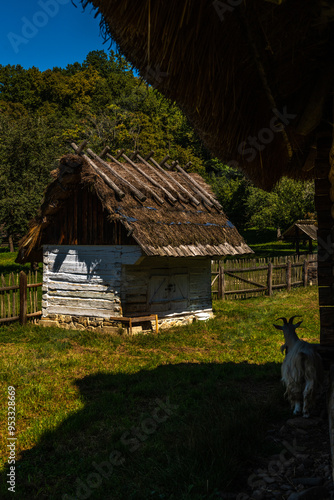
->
[38,311,212,334]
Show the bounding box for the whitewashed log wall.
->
[123,256,212,316]
[43,246,213,319]
[43,245,143,318]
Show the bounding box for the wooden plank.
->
[48,297,119,309]
[315,178,331,194]
[314,164,331,179]
[303,259,309,287]
[224,288,266,295]
[218,263,224,299]
[319,287,334,306]
[225,265,268,272]
[45,305,121,318]
[320,306,334,327]
[286,260,291,291]
[328,363,334,482]
[267,262,273,296]
[82,189,88,244]
[317,271,334,286]
[320,328,334,346]
[19,271,27,326]
[317,215,333,231]
[225,270,266,289]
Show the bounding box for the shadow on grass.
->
[0,362,285,500]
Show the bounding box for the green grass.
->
[0,248,42,276]
[240,228,315,258]
[0,286,320,499]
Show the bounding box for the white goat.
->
[273,316,324,418]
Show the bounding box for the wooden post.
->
[19,271,27,326]
[309,238,313,253]
[328,365,334,480]
[316,132,334,345]
[303,259,309,287]
[267,262,273,296]
[218,263,225,300]
[286,259,292,291]
[295,226,300,256]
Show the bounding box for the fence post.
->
[303,259,309,287]
[19,271,27,326]
[267,262,273,296]
[218,262,225,300]
[286,259,292,292]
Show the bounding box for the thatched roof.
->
[281,219,317,241]
[83,0,333,190]
[16,144,252,262]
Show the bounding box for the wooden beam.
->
[106,152,165,206]
[328,364,334,481]
[120,152,168,205]
[87,148,147,203]
[173,161,222,210]
[135,152,185,203]
[148,156,196,205]
[71,143,125,200]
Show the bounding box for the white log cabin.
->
[17,144,252,332]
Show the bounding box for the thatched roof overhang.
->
[281,220,317,241]
[17,146,252,262]
[84,0,334,190]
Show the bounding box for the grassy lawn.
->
[0,248,34,275]
[0,286,320,500]
[240,228,315,259]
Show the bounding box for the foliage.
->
[246,177,315,232]
[0,50,316,243]
[0,286,319,499]
[208,161,251,230]
[209,159,315,232]
[0,51,209,242]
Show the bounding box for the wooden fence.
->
[0,271,42,325]
[211,254,317,300]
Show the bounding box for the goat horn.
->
[288,315,302,324]
[275,317,288,324]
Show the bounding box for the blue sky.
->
[0,0,113,71]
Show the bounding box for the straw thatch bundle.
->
[16,147,251,262]
[82,0,334,190]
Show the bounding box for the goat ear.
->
[273,324,284,330]
[294,320,303,329]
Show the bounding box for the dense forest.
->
[0,50,315,246]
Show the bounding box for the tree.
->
[246,177,315,231]
[0,113,67,246]
[208,161,251,229]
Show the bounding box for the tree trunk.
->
[8,235,14,253]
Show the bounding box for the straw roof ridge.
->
[16,144,252,261]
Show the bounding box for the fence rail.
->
[0,271,42,325]
[212,254,317,300]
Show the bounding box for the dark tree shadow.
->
[0,361,284,500]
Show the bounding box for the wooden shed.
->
[80,0,334,345]
[280,220,317,255]
[17,144,252,331]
